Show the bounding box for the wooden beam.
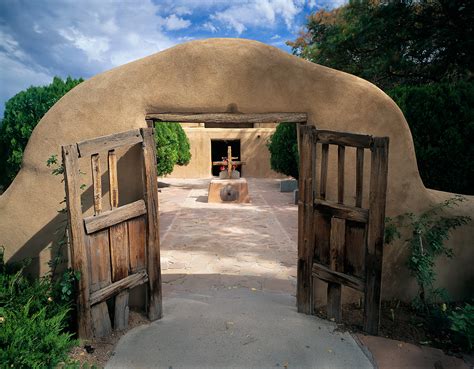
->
[90,271,148,306]
[364,136,389,335]
[319,144,329,200]
[141,127,163,321]
[108,150,119,208]
[84,200,147,234]
[62,144,93,339]
[327,217,346,322]
[314,199,368,223]
[312,263,365,292]
[355,148,364,207]
[77,129,143,158]
[91,154,102,215]
[317,130,373,148]
[337,146,345,204]
[146,112,308,124]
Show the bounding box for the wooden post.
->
[355,148,364,208]
[297,125,316,314]
[140,127,163,320]
[62,144,93,340]
[363,137,389,335]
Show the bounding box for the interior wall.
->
[169,128,284,178]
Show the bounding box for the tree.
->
[288,0,474,194]
[154,122,191,176]
[267,123,299,179]
[288,0,474,90]
[0,77,84,190]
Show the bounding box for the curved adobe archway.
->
[0,38,472,300]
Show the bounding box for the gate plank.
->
[355,148,364,207]
[110,222,129,282]
[344,221,366,278]
[114,291,130,331]
[363,137,389,335]
[128,217,146,272]
[327,217,346,322]
[319,144,329,199]
[141,127,163,320]
[77,129,142,157]
[338,145,345,203]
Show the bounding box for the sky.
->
[0,0,346,116]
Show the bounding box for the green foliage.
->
[0,76,84,190]
[267,123,299,179]
[449,303,474,351]
[385,196,471,308]
[0,248,78,368]
[289,0,473,90]
[289,1,474,195]
[154,122,191,176]
[388,82,474,195]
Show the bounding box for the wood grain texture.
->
[108,150,119,208]
[90,271,148,305]
[313,213,331,266]
[114,291,129,331]
[319,144,329,200]
[91,302,112,338]
[327,217,346,322]
[317,130,373,148]
[91,154,102,215]
[344,221,366,279]
[62,144,93,339]
[128,217,146,272]
[84,200,146,234]
[77,129,142,157]
[141,127,163,320]
[312,263,365,292]
[146,112,308,124]
[314,199,368,223]
[110,222,129,282]
[363,137,389,335]
[356,148,364,207]
[338,146,345,204]
[87,231,111,291]
[297,125,316,314]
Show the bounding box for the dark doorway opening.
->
[211,139,242,176]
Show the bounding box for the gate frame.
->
[297,125,389,335]
[62,127,162,339]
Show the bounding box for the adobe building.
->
[0,38,472,301]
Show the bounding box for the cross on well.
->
[212,146,246,178]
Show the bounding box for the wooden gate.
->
[62,128,162,339]
[297,125,389,335]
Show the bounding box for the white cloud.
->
[163,14,192,31]
[59,27,110,62]
[203,22,218,33]
[210,0,303,35]
[174,6,192,16]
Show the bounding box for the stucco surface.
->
[0,38,472,299]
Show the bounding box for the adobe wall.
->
[0,39,472,300]
[169,128,283,178]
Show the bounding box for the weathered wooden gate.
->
[297,125,389,335]
[62,128,162,339]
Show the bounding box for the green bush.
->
[0,248,78,368]
[154,122,191,176]
[388,81,474,195]
[0,76,84,190]
[267,123,299,179]
[449,302,474,351]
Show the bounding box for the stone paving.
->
[158,178,299,296]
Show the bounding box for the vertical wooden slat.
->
[141,127,163,320]
[128,217,146,272]
[319,143,329,199]
[337,145,345,204]
[62,144,93,339]
[297,125,316,314]
[356,148,364,207]
[110,223,129,282]
[91,154,102,215]
[327,217,346,322]
[363,137,389,335]
[108,150,119,208]
[344,222,366,278]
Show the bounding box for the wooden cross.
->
[212,146,246,178]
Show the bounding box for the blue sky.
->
[0,0,346,116]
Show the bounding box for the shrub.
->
[267,122,299,179]
[0,248,78,368]
[154,122,191,176]
[388,81,474,195]
[0,76,84,191]
[449,303,474,351]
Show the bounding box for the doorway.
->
[211,139,241,176]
